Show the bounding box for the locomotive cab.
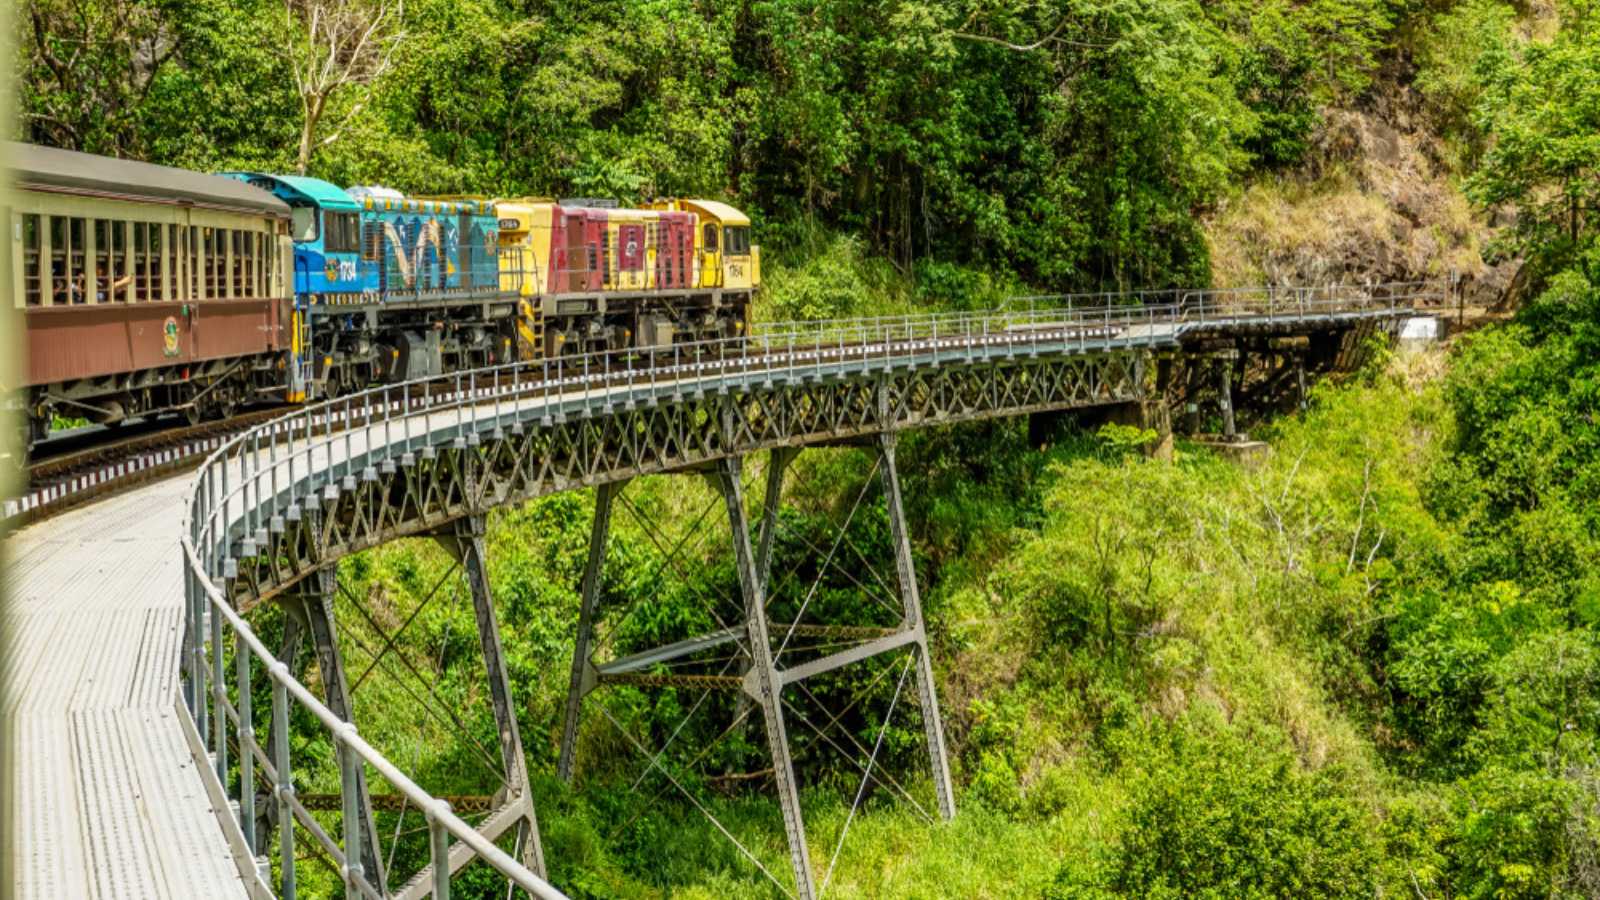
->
[221,174,362,300]
[651,199,760,292]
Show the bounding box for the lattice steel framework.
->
[229,353,1144,610]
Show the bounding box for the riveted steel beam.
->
[285,567,387,892]
[879,430,957,822]
[558,480,624,783]
[433,514,547,880]
[716,454,818,900]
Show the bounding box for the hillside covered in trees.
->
[18,0,1600,897]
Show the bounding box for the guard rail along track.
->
[179,281,1443,898]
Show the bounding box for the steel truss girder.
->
[231,352,1145,608]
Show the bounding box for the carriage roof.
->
[9,142,289,217]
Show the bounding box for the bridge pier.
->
[1217,350,1239,441]
[878,432,957,820]
[558,480,623,783]
[431,515,548,884]
[550,439,959,900]
[715,453,819,900]
[282,567,388,893]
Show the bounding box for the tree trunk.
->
[296,93,326,175]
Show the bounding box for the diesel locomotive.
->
[7,143,760,447]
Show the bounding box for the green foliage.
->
[1414,0,1518,162]
[1050,719,1384,899]
[16,0,1427,290]
[1465,0,1600,274]
[1207,0,1397,167]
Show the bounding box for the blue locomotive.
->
[223,173,513,399]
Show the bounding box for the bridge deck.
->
[2,477,247,899]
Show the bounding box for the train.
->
[6,142,760,448]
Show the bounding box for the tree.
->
[19,0,179,154]
[1466,0,1600,276]
[282,0,406,175]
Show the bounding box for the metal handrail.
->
[178,279,1441,898]
[181,537,563,899]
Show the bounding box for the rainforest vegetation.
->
[18,0,1600,896]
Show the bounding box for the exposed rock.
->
[1208,101,1516,307]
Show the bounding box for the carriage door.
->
[700,221,721,288]
[565,213,586,292]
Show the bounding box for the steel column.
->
[878,431,957,821]
[1182,360,1203,435]
[1296,352,1309,413]
[434,515,547,879]
[716,455,818,900]
[740,447,798,721]
[256,600,307,849]
[1218,356,1238,440]
[292,567,387,891]
[755,447,799,589]
[558,480,623,782]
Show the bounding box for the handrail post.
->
[273,671,296,900]
[236,632,256,852]
[340,727,365,898]
[430,810,451,900]
[210,580,226,786]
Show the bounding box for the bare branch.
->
[280,0,407,172]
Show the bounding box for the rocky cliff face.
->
[1207,85,1520,310]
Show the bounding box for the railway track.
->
[0,317,1175,529]
[4,367,569,528]
[7,408,290,528]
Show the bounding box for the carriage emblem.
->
[162,316,180,357]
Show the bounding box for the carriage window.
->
[108,220,130,301]
[132,223,146,301]
[324,212,360,253]
[231,230,244,297]
[262,232,272,296]
[190,226,203,299]
[64,217,86,303]
[702,223,718,252]
[21,214,40,307]
[723,226,750,255]
[170,225,183,300]
[246,232,258,298]
[149,224,164,301]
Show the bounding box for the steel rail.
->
[177,280,1441,897]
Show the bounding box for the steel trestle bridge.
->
[2,283,1442,900]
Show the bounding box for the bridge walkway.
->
[3,477,248,899]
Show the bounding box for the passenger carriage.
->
[5,142,763,446]
[8,142,293,441]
